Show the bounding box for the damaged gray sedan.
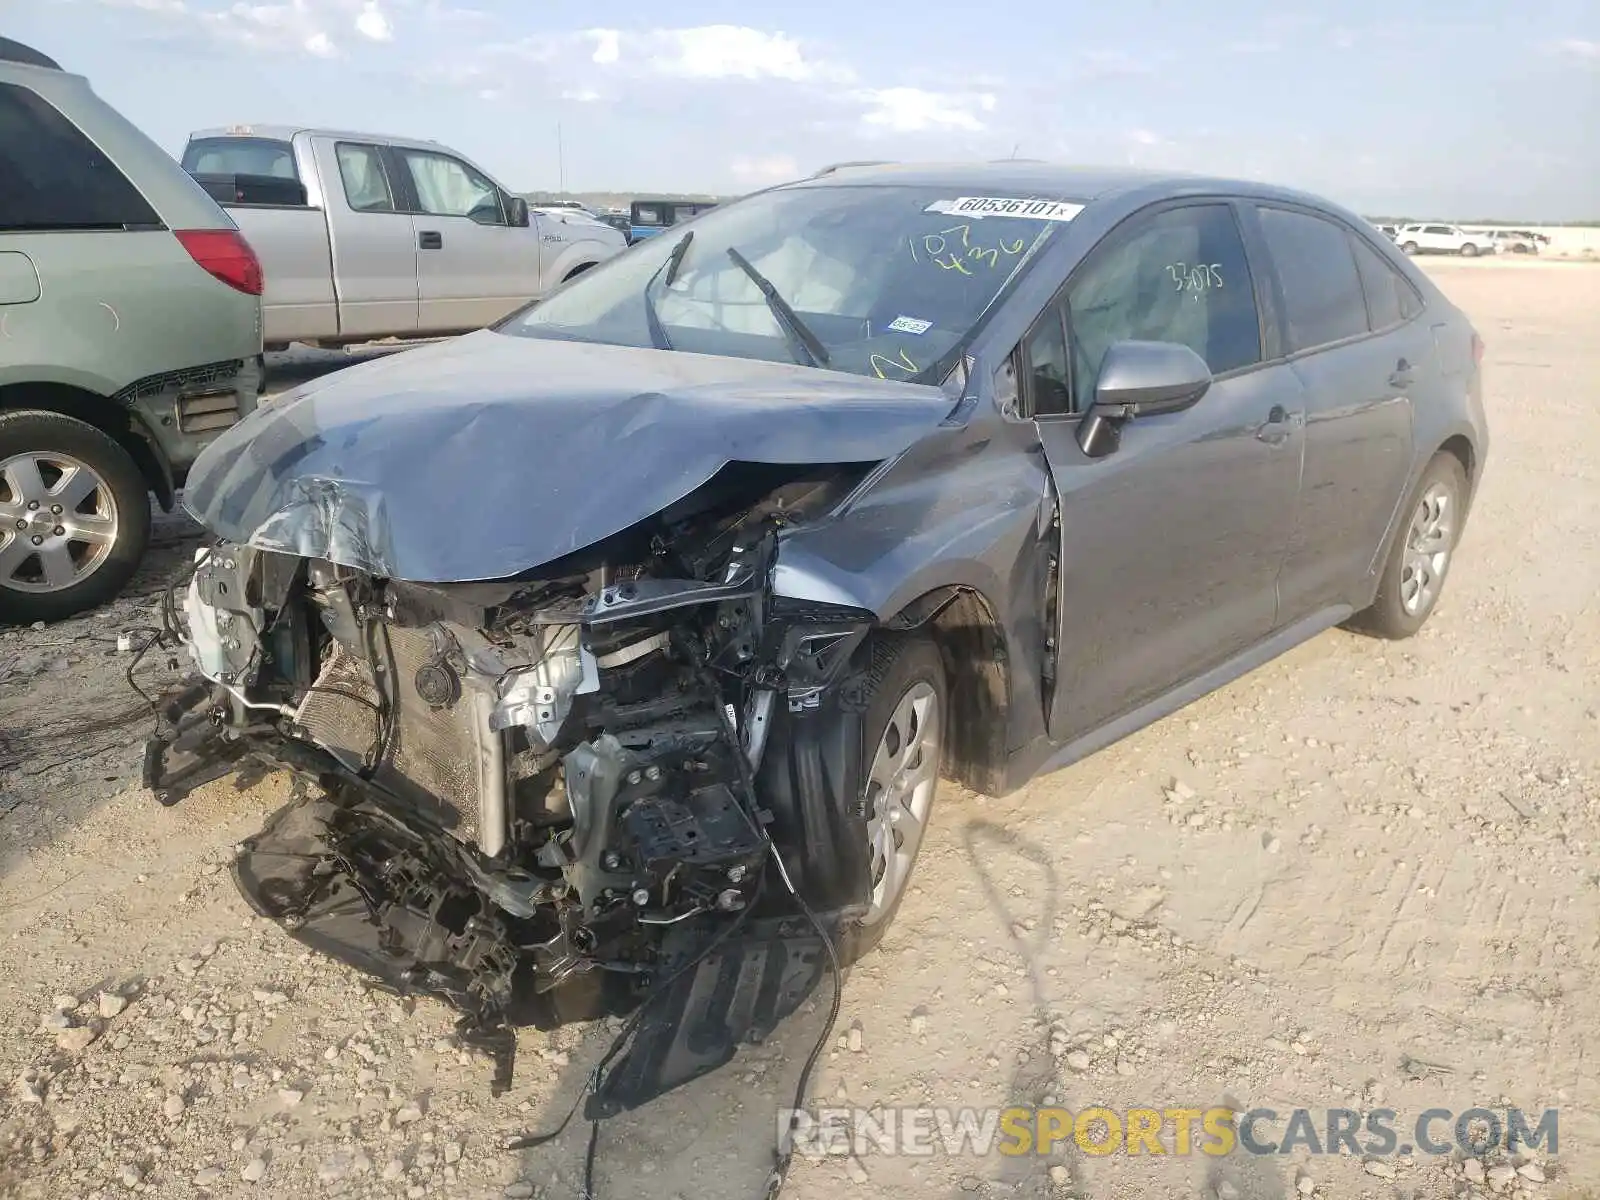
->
[145,164,1487,1116]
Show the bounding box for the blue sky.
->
[12,0,1599,218]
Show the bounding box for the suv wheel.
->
[1401,241,1419,255]
[1348,453,1467,640]
[1460,242,1479,257]
[0,410,151,624]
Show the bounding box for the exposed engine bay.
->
[144,463,897,1117]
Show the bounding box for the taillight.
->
[1471,332,1485,366]
[174,229,263,296]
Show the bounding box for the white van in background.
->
[182,125,627,349]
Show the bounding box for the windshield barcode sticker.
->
[925,197,1085,221]
[887,315,933,335]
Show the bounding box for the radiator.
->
[294,626,507,855]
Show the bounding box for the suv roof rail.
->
[0,38,62,70]
[811,160,896,178]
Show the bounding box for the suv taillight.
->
[174,229,263,296]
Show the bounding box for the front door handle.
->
[1389,358,1414,389]
[1256,404,1291,445]
[418,230,443,250]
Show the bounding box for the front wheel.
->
[1401,241,1420,255]
[0,410,151,625]
[1349,453,1467,640]
[1460,243,1479,257]
[847,635,946,959]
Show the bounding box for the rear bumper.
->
[115,355,262,473]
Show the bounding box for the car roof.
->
[782,160,1345,211]
[0,38,62,71]
[188,124,433,146]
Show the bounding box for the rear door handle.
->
[1389,358,1414,388]
[418,230,443,250]
[1256,404,1291,445]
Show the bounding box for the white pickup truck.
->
[182,125,627,349]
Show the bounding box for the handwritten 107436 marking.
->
[909,224,1028,275]
[1167,263,1224,301]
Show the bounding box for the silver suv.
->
[0,38,263,623]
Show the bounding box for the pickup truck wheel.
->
[1460,243,1479,257]
[1348,452,1466,641]
[844,635,946,960]
[0,410,151,624]
[1401,241,1419,255]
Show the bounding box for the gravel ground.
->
[0,261,1596,1200]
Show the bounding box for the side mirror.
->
[506,196,530,228]
[1077,340,1212,458]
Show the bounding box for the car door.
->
[1251,206,1423,621]
[388,145,542,331]
[1026,201,1306,744]
[310,138,419,339]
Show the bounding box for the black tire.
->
[844,634,947,960]
[1349,453,1467,640]
[1460,243,1479,257]
[0,410,152,625]
[1401,241,1419,255]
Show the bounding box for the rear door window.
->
[1256,207,1369,351]
[0,82,159,231]
[335,143,396,213]
[1350,235,1423,331]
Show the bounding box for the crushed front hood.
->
[183,331,955,582]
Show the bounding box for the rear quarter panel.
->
[0,229,261,396]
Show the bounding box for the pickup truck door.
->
[384,145,543,333]
[306,137,420,339]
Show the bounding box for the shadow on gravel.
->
[510,969,838,1199]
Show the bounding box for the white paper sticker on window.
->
[887,315,933,335]
[924,196,1085,221]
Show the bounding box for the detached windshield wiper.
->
[724,247,830,368]
[642,231,695,351]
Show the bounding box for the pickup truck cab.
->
[628,198,717,244]
[182,126,627,349]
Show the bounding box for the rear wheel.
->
[1401,241,1420,255]
[1349,453,1467,640]
[847,636,946,958]
[0,410,151,624]
[1460,242,1479,257]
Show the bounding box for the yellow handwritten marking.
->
[940,224,973,247]
[968,246,999,268]
[870,348,919,379]
[934,254,974,274]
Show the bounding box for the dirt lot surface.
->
[1,261,1596,1200]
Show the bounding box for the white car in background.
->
[1394,223,1496,257]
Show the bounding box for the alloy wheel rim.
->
[1399,481,1454,616]
[0,451,120,594]
[860,680,939,927]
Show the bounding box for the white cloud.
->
[355,1,392,41]
[1550,37,1599,60]
[1129,129,1165,146]
[588,28,620,65]
[856,88,995,134]
[653,25,815,81]
[95,0,415,58]
[730,155,800,185]
[560,88,603,103]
